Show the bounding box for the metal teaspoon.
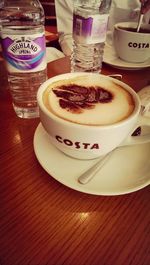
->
[137,3,144,32]
[78,150,114,184]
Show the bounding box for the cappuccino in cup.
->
[43,75,134,126]
[37,73,149,160]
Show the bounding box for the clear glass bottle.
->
[0,0,47,118]
[71,0,112,73]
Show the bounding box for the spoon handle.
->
[137,14,144,32]
[78,151,113,185]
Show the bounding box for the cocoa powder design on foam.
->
[52,84,113,114]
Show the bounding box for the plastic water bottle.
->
[0,0,47,118]
[71,0,112,73]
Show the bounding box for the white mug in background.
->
[113,22,150,63]
[37,73,150,160]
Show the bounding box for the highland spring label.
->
[1,33,46,72]
[8,38,41,55]
[73,13,109,44]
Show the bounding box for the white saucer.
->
[103,43,150,70]
[33,123,150,196]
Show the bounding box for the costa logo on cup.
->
[55,135,100,150]
[128,42,149,48]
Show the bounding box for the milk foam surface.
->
[43,75,135,125]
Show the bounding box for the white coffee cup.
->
[37,73,150,160]
[113,22,150,63]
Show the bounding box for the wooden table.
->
[0,57,150,265]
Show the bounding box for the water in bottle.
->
[0,0,47,118]
[71,0,112,73]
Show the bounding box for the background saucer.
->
[103,43,150,70]
[34,123,150,196]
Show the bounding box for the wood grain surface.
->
[0,57,150,265]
